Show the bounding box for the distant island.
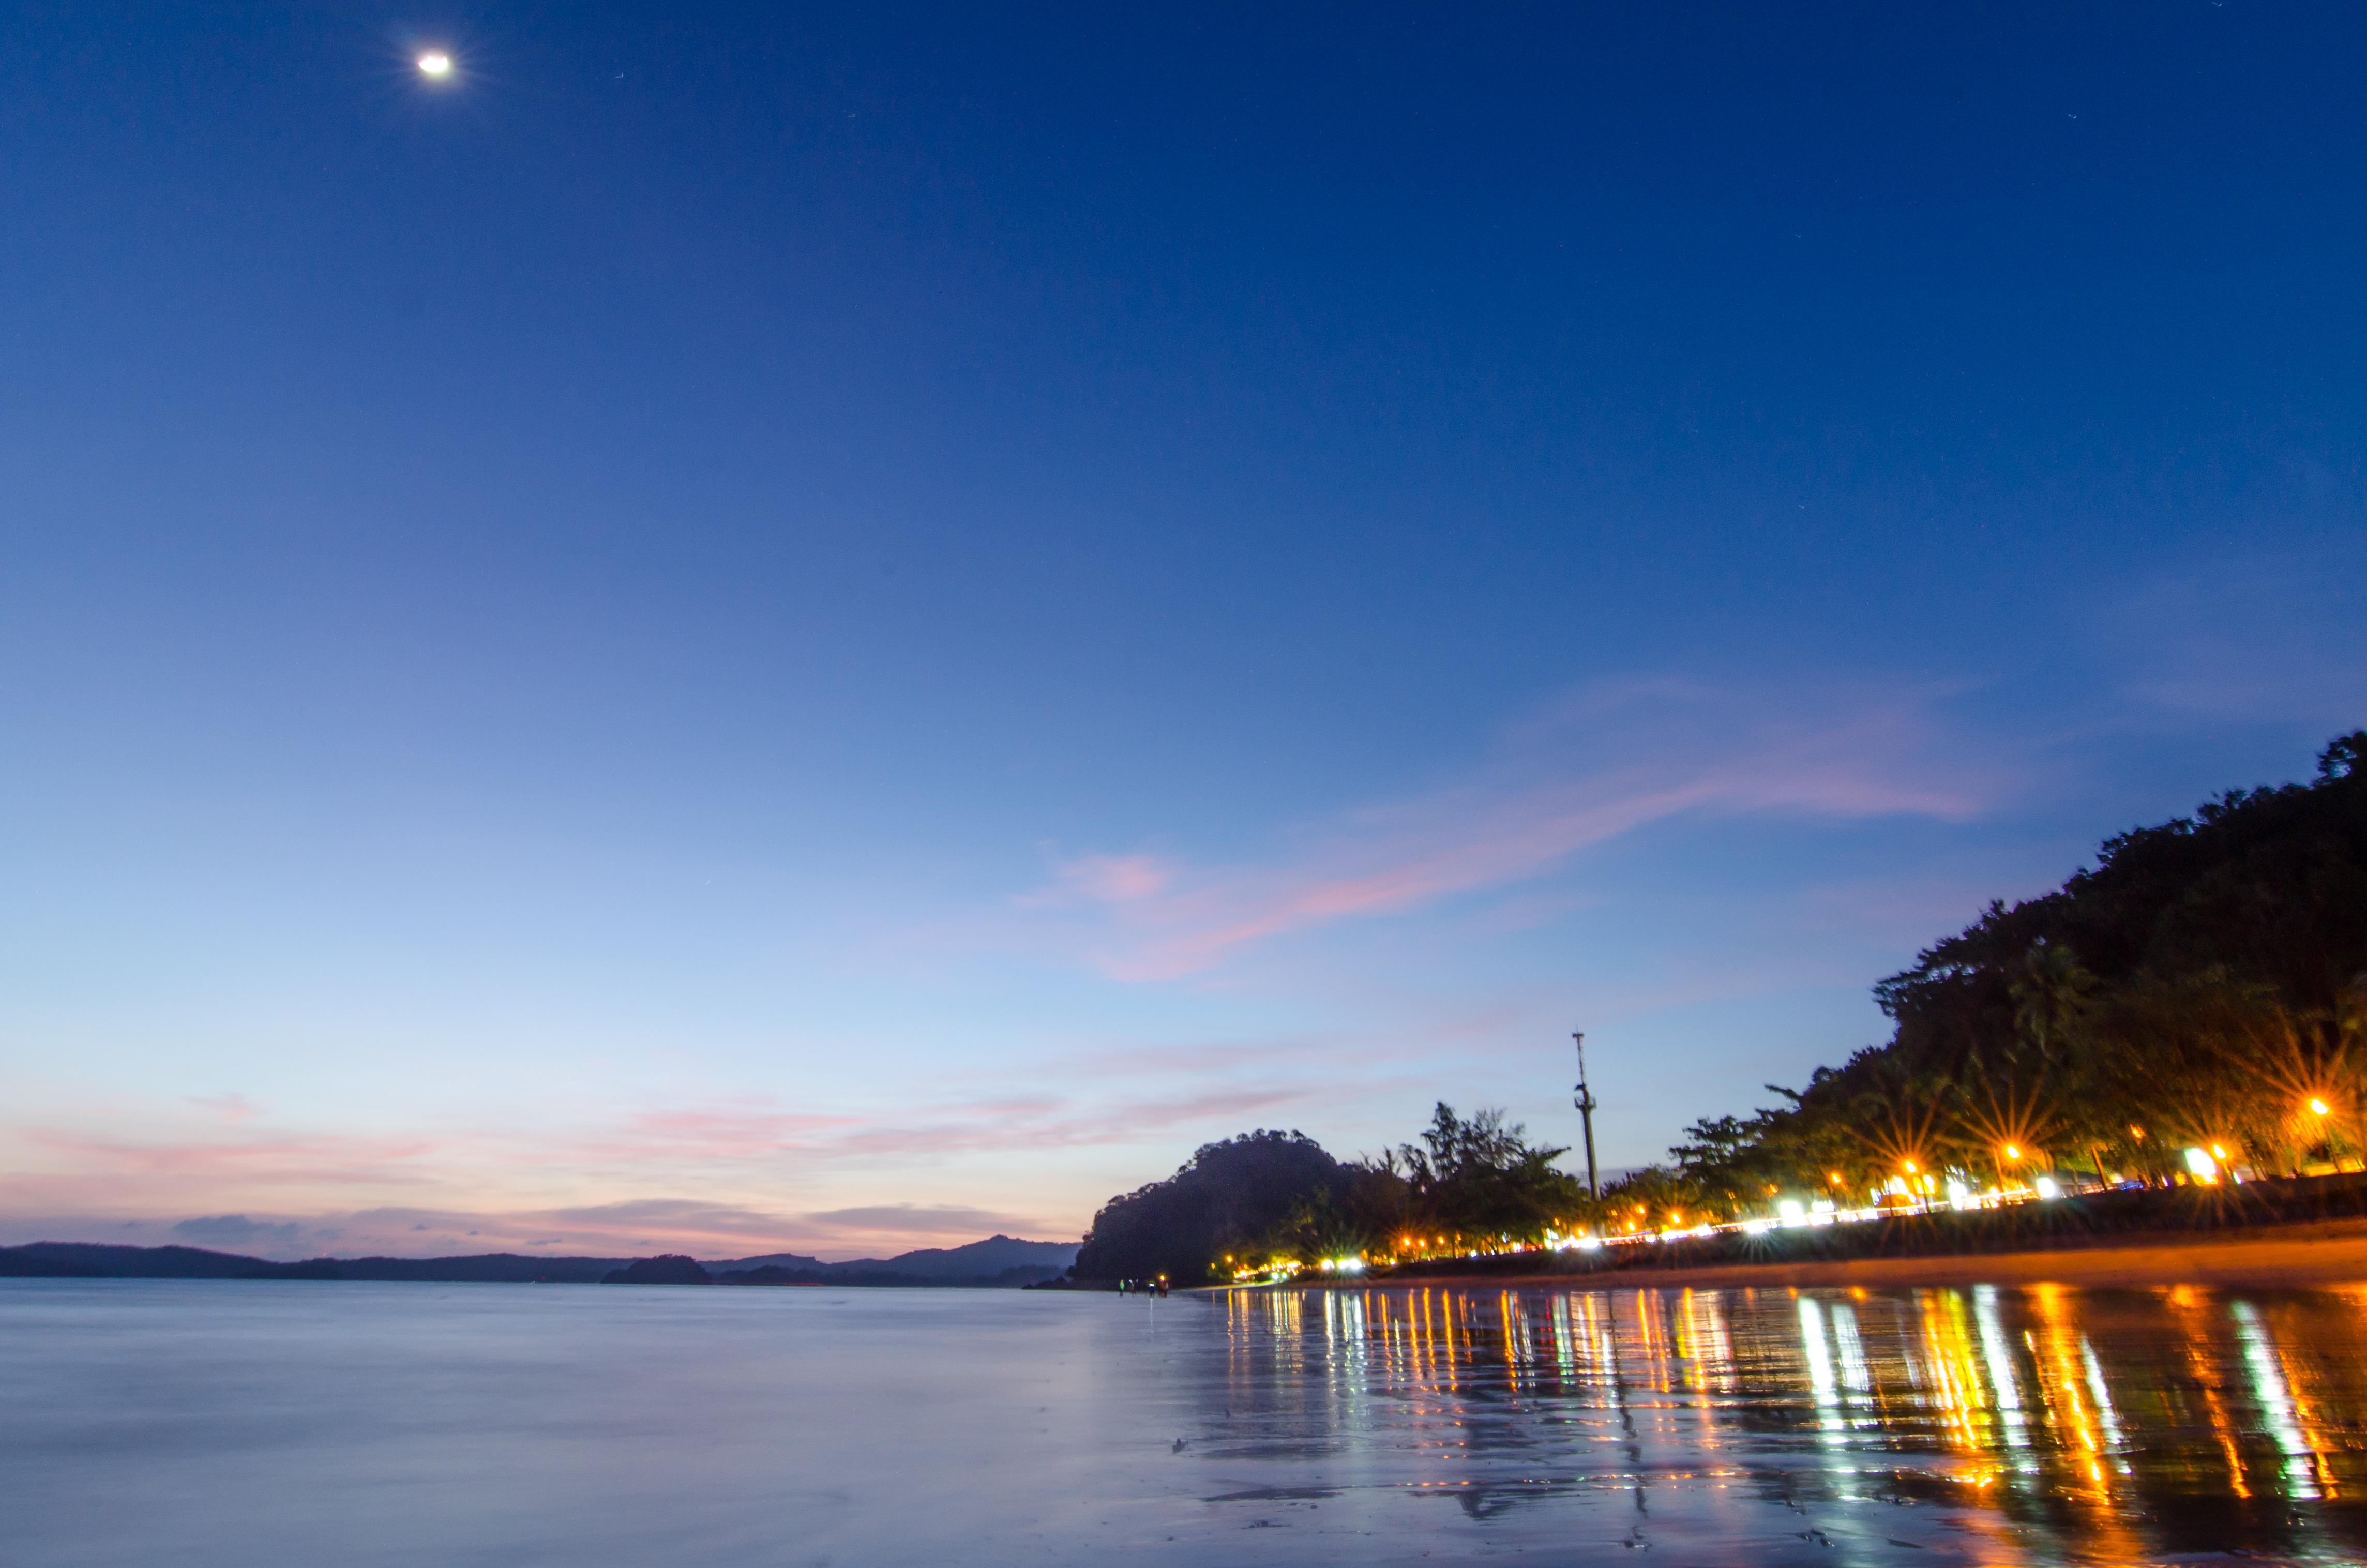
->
[0,1233,1077,1288]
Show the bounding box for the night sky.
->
[4,4,2361,1259]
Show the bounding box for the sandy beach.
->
[1354,1219,2367,1294]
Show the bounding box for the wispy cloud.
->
[1018,853,1177,906]
[1024,678,2005,979]
[829,1082,1320,1158]
[0,1195,1072,1265]
[804,1203,1041,1237]
[259,1199,825,1257]
[22,1127,440,1185]
[552,1107,860,1165]
[5,1076,1306,1193]
[540,1197,794,1233]
[0,675,2030,1263]
[0,1075,1331,1260]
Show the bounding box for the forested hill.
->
[1072,1112,1586,1285]
[1881,732,2366,1048]
[1667,731,2367,1210]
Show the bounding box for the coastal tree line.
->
[1656,730,2367,1221]
[1071,732,2367,1285]
[1071,1105,1588,1285]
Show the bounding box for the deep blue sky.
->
[4,3,2361,1258]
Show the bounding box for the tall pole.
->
[1573,1029,1600,1200]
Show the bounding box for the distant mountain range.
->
[0,1233,1079,1288]
[697,1234,1077,1286]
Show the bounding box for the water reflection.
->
[13,1279,2367,1565]
[1213,1281,2367,1562]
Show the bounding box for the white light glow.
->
[418,52,453,78]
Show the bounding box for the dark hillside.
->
[0,1243,306,1279]
[1073,1130,1349,1285]
[1662,732,2367,1215]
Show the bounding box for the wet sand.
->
[1367,1218,2367,1293]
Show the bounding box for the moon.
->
[417,52,453,79]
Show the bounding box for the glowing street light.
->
[2311,1097,2332,1117]
[2003,1144,2022,1160]
[417,51,453,79]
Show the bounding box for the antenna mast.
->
[1572,1029,1600,1199]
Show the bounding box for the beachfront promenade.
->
[1283,1172,2367,1294]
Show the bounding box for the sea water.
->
[6,1276,2367,1565]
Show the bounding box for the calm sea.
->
[5,1276,2366,1564]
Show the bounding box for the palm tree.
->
[2009,939,2093,1064]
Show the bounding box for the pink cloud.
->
[0,1194,1082,1264]
[1021,852,1177,906]
[0,1075,1333,1259]
[1027,681,2007,979]
[804,1203,1044,1236]
[831,1082,1320,1158]
[587,1107,859,1160]
[22,1128,440,1185]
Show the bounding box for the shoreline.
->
[1244,1219,2367,1294]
